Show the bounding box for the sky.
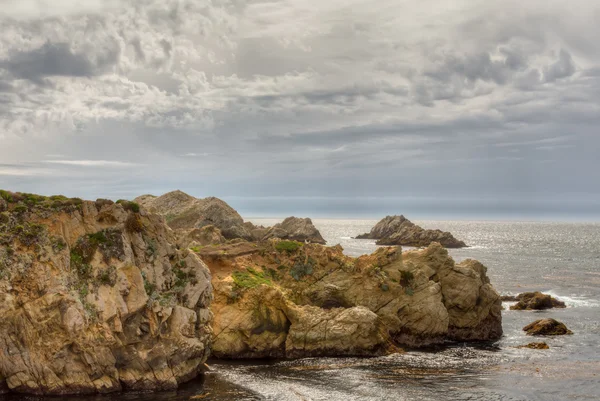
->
[0,0,599,220]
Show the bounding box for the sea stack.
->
[356,215,467,248]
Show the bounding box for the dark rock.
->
[510,292,566,310]
[523,318,573,336]
[262,217,326,244]
[516,342,550,349]
[356,215,466,248]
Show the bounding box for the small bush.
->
[275,240,302,253]
[98,266,117,286]
[125,213,143,233]
[117,200,140,213]
[232,268,273,289]
[290,257,315,281]
[400,270,415,287]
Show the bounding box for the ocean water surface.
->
[3,219,599,401]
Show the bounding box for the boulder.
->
[0,192,212,395]
[523,318,573,336]
[509,292,566,310]
[356,215,466,248]
[261,217,326,244]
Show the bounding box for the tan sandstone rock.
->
[0,191,212,395]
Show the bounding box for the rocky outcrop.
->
[509,292,566,310]
[135,191,252,240]
[261,217,326,244]
[356,215,466,248]
[134,191,326,245]
[523,319,573,336]
[200,240,501,358]
[176,225,226,250]
[0,191,212,395]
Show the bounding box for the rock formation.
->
[0,191,212,395]
[516,342,550,350]
[356,215,467,248]
[509,292,566,310]
[199,240,501,358]
[523,318,573,336]
[134,191,326,244]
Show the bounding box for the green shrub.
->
[125,213,143,233]
[290,257,315,281]
[232,268,273,289]
[275,240,302,253]
[116,200,140,213]
[400,270,415,287]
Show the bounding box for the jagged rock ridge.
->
[134,191,326,244]
[356,215,467,248]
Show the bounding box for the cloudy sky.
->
[0,0,599,219]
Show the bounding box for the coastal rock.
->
[176,225,227,249]
[0,191,212,395]
[509,292,566,310]
[134,191,253,240]
[134,191,326,244]
[202,240,501,358]
[262,217,326,244]
[523,318,573,336]
[356,215,467,248]
[516,342,550,350]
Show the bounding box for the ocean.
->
[4,219,600,401]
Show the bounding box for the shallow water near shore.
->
[3,220,599,401]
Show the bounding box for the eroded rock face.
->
[509,292,566,310]
[523,318,573,336]
[202,240,501,358]
[356,215,467,248]
[134,191,326,245]
[0,192,212,395]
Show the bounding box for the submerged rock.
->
[516,342,550,350]
[509,292,566,310]
[203,240,501,358]
[356,215,467,248]
[0,191,213,395]
[523,318,573,336]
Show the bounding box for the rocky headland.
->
[134,191,326,244]
[356,215,467,248]
[1,189,504,396]
[197,239,502,359]
[0,191,212,395]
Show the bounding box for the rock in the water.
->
[523,318,573,336]
[262,217,326,244]
[516,342,550,350]
[509,292,566,310]
[500,294,518,302]
[207,240,501,358]
[0,191,213,395]
[356,215,467,248]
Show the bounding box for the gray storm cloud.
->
[0,0,599,219]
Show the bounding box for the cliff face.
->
[135,191,326,244]
[356,215,467,248]
[199,239,501,359]
[0,191,212,395]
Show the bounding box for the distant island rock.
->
[355,215,467,248]
[134,191,326,244]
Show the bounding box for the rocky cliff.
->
[198,239,501,358]
[0,191,212,395]
[134,191,326,244]
[356,215,467,248]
